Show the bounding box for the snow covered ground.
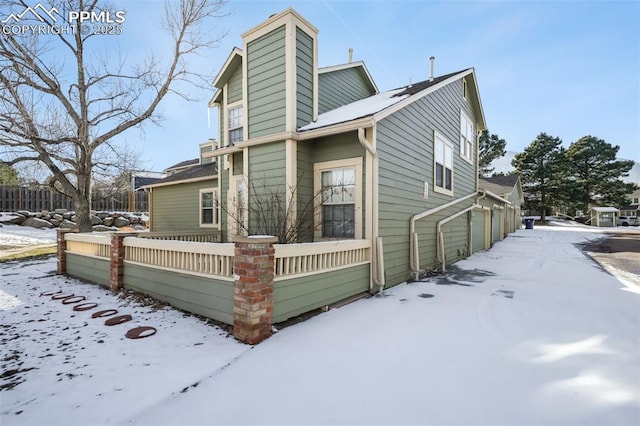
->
[1,223,639,425]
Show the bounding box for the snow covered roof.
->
[589,206,619,213]
[299,70,469,132]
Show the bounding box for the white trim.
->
[199,187,220,228]
[459,109,474,165]
[142,175,217,190]
[313,157,363,240]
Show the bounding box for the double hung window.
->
[434,132,453,195]
[228,105,243,144]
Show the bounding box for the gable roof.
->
[144,163,217,189]
[319,61,378,94]
[165,158,199,171]
[481,175,520,189]
[299,68,484,132]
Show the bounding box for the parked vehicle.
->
[616,216,638,226]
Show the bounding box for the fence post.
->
[233,236,277,345]
[109,232,137,292]
[56,229,77,275]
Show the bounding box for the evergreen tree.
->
[0,162,19,185]
[512,133,566,221]
[564,136,635,213]
[478,130,507,177]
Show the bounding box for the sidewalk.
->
[127,225,640,426]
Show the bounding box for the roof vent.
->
[429,56,435,82]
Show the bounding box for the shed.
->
[588,206,619,227]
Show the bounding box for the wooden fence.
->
[0,185,148,212]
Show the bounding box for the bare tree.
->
[0,0,228,231]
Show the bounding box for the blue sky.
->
[107,1,639,169]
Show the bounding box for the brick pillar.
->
[109,233,136,292]
[233,236,277,344]
[56,229,76,275]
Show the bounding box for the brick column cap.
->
[235,236,277,244]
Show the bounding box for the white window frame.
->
[434,130,454,196]
[227,102,243,145]
[313,157,363,240]
[459,110,474,164]
[199,188,220,228]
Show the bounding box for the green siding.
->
[318,67,376,114]
[377,79,479,286]
[227,65,243,104]
[296,141,315,242]
[296,27,314,129]
[247,25,286,138]
[247,142,287,237]
[124,263,234,325]
[273,264,369,323]
[151,179,217,232]
[66,254,110,288]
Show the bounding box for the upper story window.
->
[633,197,639,205]
[460,111,474,164]
[434,131,453,195]
[228,105,243,144]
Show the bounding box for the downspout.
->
[409,192,477,280]
[357,127,385,292]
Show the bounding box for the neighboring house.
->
[618,187,640,218]
[148,8,519,289]
[145,140,219,231]
[164,158,200,176]
[479,175,524,239]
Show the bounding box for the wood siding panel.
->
[296,27,314,129]
[151,179,217,232]
[247,26,286,138]
[124,264,234,325]
[318,68,375,114]
[377,80,478,286]
[248,143,287,232]
[273,264,369,323]
[227,65,243,104]
[296,141,315,242]
[66,254,110,288]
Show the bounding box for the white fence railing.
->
[124,237,235,279]
[274,239,371,279]
[65,233,111,258]
[65,233,371,281]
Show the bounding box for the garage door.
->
[472,209,487,253]
[491,208,501,244]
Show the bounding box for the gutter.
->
[357,127,385,293]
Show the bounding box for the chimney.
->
[348,48,353,63]
[429,56,435,82]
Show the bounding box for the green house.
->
[146,8,518,291]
